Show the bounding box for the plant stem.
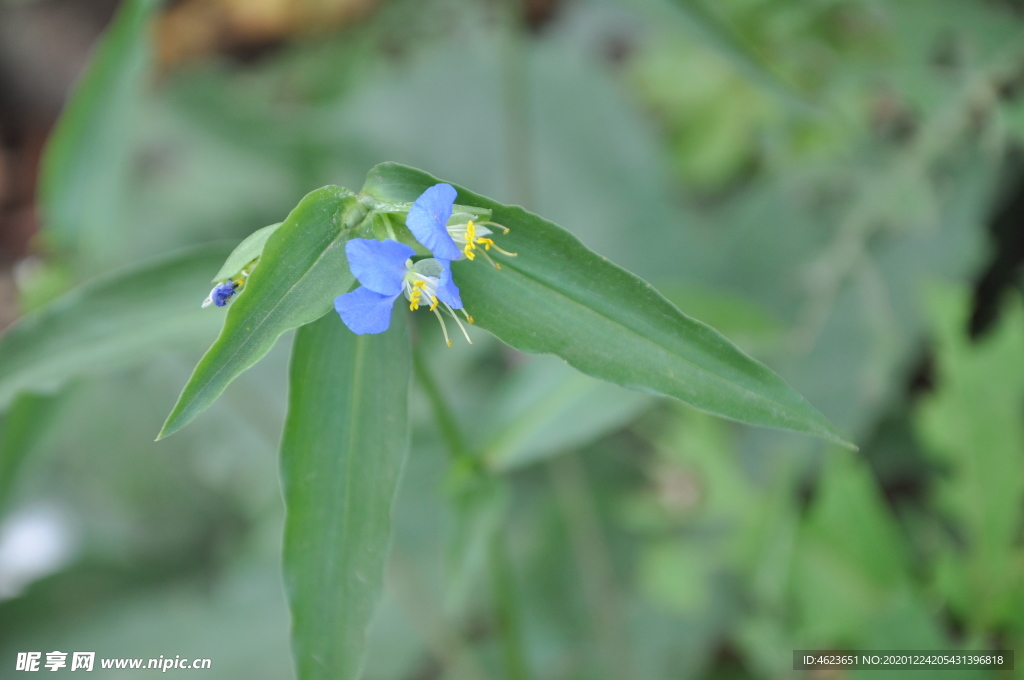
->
[548,454,633,680]
[412,342,472,463]
[490,531,530,680]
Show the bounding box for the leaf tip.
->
[818,428,857,451]
[156,410,186,441]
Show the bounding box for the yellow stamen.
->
[409,279,428,310]
[463,220,478,260]
[429,295,439,311]
[444,304,473,345]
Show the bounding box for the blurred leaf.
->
[915,286,1024,629]
[760,150,992,437]
[0,392,62,512]
[0,559,294,680]
[655,408,753,530]
[639,541,712,613]
[656,285,782,355]
[16,260,75,314]
[160,186,362,439]
[621,0,815,112]
[280,311,410,680]
[0,245,231,409]
[212,222,282,282]
[1005,99,1024,145]
[480,356,652,472]
[38,0,158,267]
[793,450,912,645]
[363,162,850,447]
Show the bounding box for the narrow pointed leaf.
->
[362,163,850,447]
[160,186,363,438]
[281,311,410,680]
[0,245,231,409]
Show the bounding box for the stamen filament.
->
[480,250,502,270]
[443,304,473,344]
[431,308,453,348]
[477,220,510,234]
[487,243,517,257]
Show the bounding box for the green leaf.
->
[0,245,231,409]
[38,0,157,267]
[159,186,364,439]
[0,392,63,513]
[280,311,411,680]
[362,163,850,447]
[915,285,1024,629]
[211,222,282,282]
[793,450,915,645]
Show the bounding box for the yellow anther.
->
[462,220,479,260]
[409,279,428,310]
[476,237,494,250]
[429,295,439,311]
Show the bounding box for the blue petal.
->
[436,259,463,309]
[334,287,400,334]
[346,238,414,295]
[406,183,463,261]
[212,282,237,307]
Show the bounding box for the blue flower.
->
[406,183,516,267]
[334,238,473,346]
[202,281,238,308]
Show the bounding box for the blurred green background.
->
[1,0,1023,678]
